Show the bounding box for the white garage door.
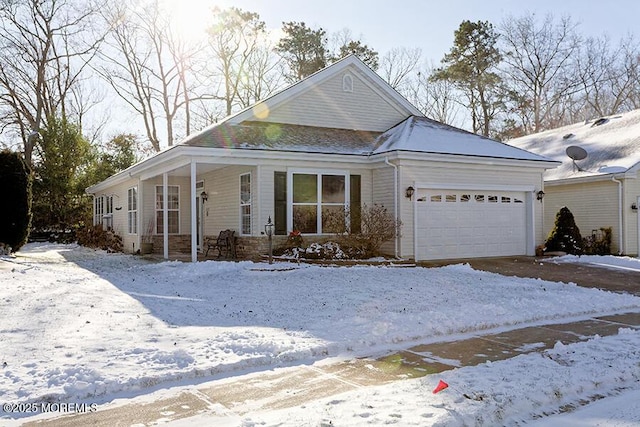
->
[416,190,527,260]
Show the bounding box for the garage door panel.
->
[416,190,527,260]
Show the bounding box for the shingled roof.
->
[507,109,640,181]
[181,121,381,155]
[372,116,552,162]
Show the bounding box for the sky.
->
[169,0,640,64]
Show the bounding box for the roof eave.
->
[372,150,561,168]
[545,172,633,186]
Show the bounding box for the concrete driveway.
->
[419,256,640,296]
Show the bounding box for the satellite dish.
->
[566,146,588,161]
[566,146,588,172]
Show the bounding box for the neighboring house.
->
[508,110,640,256]
[87,56,557,262]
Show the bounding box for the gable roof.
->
[372,116,553,162]
[507,109,640,181]
[224,55,423,128]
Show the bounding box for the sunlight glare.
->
[162,0,217,42]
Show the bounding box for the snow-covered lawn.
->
[2,244,640,425]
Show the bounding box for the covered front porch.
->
[137,152,269,263]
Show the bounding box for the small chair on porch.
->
[205,229,237,259]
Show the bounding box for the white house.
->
[87,55,558,262]
[508,110,640,256]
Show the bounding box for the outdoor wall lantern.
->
[536,190,545,201]
[632,203,638,212]
[265,215,274,264]
[405,186,415,200]
[200,191,208,203]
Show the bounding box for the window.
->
[274,172,287,235]
[155,185,179,234]
[104,195,113,229]
[94,196,104,226]
[460,194,471,202]
[430,195,442,202]
[446,194,457,202]
[127,187,138,234]
[291,172,347,234]
[240,173,251,235]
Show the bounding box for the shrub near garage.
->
[0,149,32,253]
[545,206,584,255]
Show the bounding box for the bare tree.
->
[500,13,581,134]
[405,62,461,126]
[0,0,105,167]
[98,1,199,151]
[571,35,640,119]
[205,7,281,118]
[235,45,283,110]
[379,47,422,91]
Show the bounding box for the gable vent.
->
[342,74,353,92]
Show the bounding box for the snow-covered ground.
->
[2,244,640,425]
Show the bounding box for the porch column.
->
[163,173,169,259]
[190,160,197,262]
[137,178,143,254]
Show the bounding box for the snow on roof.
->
[507,109,640,181]
[372,116,553,162]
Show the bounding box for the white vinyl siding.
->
[262,67,407,131]
[199,166,254,236]
[545,180,626,255]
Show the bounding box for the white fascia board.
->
[184,147,372,164]
[545,173,632,186]
[86,145,185,193]
[369,151,561,169]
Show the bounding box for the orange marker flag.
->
[432,379,449,394]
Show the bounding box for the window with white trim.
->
[127,187,138,234]
[240,173,251,235]
[104,195,113,229]
[94,196,104,225]
[292,172,347,234]
[155,185,180,234]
